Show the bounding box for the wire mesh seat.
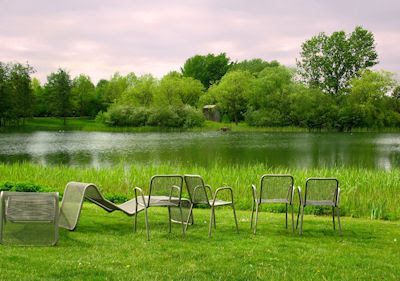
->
[296,177,342,235]
[59,182,150,240]
[250,175,295,234]
[143,175,192,238]
[184,175,239,237]
[0,191,59,246]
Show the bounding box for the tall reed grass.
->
[1,162,399,220]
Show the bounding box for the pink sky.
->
[1,0,399,84]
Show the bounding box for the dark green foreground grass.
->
[1,205,399,280]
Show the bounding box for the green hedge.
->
[97,105,204,128]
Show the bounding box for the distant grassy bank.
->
[1,162,399,220]
[2,117,400,133]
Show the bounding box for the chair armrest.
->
[169,185,181,201]
[336,187,341,206]
[193,185,208,203]
[251,184,258,203]
[288,186,295,204]
[211,186,234,206]
[297,186,303,206]
[204,184,213,200]
[133,187,147,207]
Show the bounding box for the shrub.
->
[174,105,204,128]
[0,181,54,193]
[99,104,204,128]
[147,107,180,127]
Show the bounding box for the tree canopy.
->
[181,53,231,88]
[297,26,378,95]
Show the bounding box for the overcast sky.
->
[1,0,399,84]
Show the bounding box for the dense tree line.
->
[0,26,399,130]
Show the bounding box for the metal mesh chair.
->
[250,175,295,234]
[0,191,59,246]
[184,175,239,237]
[144,175,192,237]
[59,182,149,240]
[296,177,342,235]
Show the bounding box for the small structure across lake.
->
[202,105,221,122]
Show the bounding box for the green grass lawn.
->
[1,204,399,280]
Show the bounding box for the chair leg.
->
[336,206,342,236]
[332,206,335,230]
[184,203,194,233]
[134,213,138,233]
[168,207,172,233]
[232,202,239,234]
[179,206,186,238]
[285,203,288,229]
[291,203,294,233]
[250,200,255,228]
[208,206,215,238]
[213,208,216,229]
[296,204,301,230]
[299,204,305,235]
[254,202,259,235]
[144,208,150,241]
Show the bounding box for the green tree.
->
[94,79,110,113]
[45,68,73,125]
[0,62,10,126]
[210,70,254,125]
[343,70,399,128]
[31,78,51,117]
[72,74,95,116]
[297,26,378,95]
[177,77,204,106]
[121,74,157,106]
[8,62,35,125]
[246,66,294,126]
[103,72,127,104]
[181,53,231,88]
[154,72,183,106]
[230,59,280,75]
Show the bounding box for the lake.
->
[0,131,399,169]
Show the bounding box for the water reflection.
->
[0,131,399,169]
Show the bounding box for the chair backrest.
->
[149,175,183,198]
[184,175,209,204]
[0,191,59,246]
[304,178,338,204]
[260,174,293,201]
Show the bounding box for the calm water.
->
[0,131,400,169]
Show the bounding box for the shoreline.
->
[1,117,400,133]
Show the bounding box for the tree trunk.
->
[63,116,66,125]
[233,102,238,125]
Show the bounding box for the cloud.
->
[0,0,399,84]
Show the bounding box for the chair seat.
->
[118,199,147,215]
[209,199,232,206]
[260,199,289,204]
[305,200,335,206]
[138,196,189,207]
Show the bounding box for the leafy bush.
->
[99,104,204,128]
[104,193,128,204]
[147,107,180,127]
[0,181,53,193]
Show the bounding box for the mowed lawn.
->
[1,204,399,280]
